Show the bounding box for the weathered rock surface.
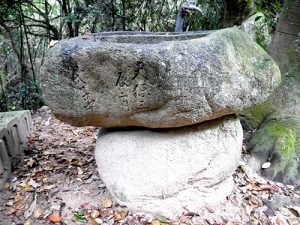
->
[95,116,242,217]
[41,27,280,128]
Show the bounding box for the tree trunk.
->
[243,0,300,186]
[121,0,126,30]
[111,0,115,31]
[44,0,51,41]
[62,0,74,37]
[268,0,300,69]
[74,2,81,36]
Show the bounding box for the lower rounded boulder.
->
[95,116,242,218]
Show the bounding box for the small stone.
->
[151,220,160,225]
[261,162,271,169]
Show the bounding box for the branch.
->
[23,15,47,24]
[25,23,47,28]
[26,31,50,38]
[0,18,21,60]
[23,1,46,17]
[50,15,61,21]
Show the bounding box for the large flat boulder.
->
[95,116,243,218]
[41,28,280,128]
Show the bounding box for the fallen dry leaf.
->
[69,158,84,166]
[257,184,277,192]
[3,182,10,189]
[89,217,98,225]
[80,202,90,208]
[23,217,33,225]
[83,189,91,195]
[249,195,263,207]
[95,218,103,224]
[48,212,62,223]
[287,217,300,225]
[15,192,25,202]
[42,184,56,190]
[171,222,180,225]
[26,158,36,167]
[179,216,190,223]
[19,183,28,188]
[77,167,84,175]
[19,183,34,192]
[5,207,17,216]
[99,209,112,217]
[276,217,284,225]
[33,207,44,219]
[151,220,160,225]
[101,199,112,208]
[24,194,37,219]
[114,209,128,221]
[287,206,300,217]
[28,179,39,189]
[5,200,14,206]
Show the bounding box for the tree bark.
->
[61,0,74,37]
[268,0,300,69]
[244,0,300,186]
[111,0,115,31]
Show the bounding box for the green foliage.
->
[254,15,271,50]
[240,101,274,129]
[252,1,283,49]
[73,213,88,222]
[0,79,44,111]
[256,0,283,29]
[19,80,44,110]
[189,0,224,30]
[0,68,9,110]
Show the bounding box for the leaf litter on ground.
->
[0,106,299,225]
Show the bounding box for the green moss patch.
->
[249,118,300,184]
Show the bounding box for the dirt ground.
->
[0,107,299,225]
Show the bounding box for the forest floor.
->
[0,106,300,225]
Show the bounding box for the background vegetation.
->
[0,0,282,111]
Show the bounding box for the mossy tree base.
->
[241,38,300,186]
[245,117,300,186]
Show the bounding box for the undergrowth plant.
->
[253,0,283,49]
